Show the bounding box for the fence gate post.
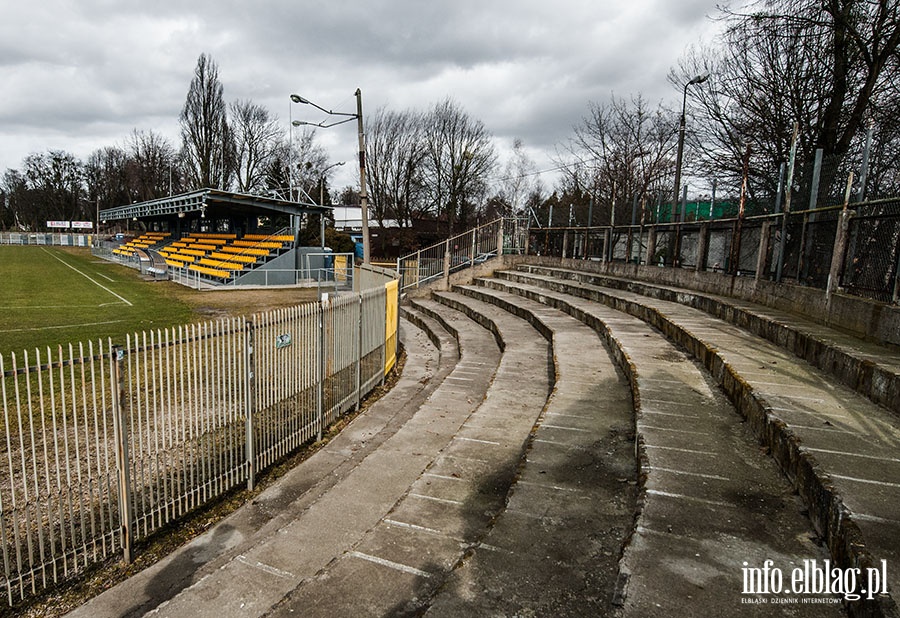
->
[245,320,256,491]
[110,344,133,564]
[317,299,326,442]
[356,294,363,411]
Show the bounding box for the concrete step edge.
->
[510,265,900,418]
[484,273,898,618]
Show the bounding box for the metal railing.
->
[396,217,528,292]
[0,233,94,247]
[0,282,399,605]
[526,197,900,304]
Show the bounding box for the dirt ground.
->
[168,286,323,319]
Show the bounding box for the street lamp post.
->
[671,73,709,265]
[291,89,370,264]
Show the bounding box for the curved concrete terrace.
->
[65,257,900,617]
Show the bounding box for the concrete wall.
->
[404,254,900,348]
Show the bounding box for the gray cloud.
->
[0,0,723,190]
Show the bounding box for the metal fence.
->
[396,217,529,292]
[0,283,398,605]
[523,197,900,303]
[0,233,93,247]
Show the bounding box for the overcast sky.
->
[0,0,723,193]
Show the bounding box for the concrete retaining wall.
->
[414,255,899,348]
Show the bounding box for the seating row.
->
[159,233,293,280]
[112,232,169,256]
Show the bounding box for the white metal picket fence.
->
[0,283,397,605]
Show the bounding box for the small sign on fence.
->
[275,333,293,349]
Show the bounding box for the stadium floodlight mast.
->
[291,89,370,264]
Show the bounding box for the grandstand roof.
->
[99,188,330,222]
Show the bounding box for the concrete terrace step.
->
[264,295,553,616]
[400,303,460,372]
[519,265,900,416]
[460,281,842,617]
[485,269,900,617]
[424,285,637,616]
[67,315,500,618]
[67,318,448,617]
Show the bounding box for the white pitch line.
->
[645,445,719,456]
[454,436,500,445]
[408,493,463,506]
[645,489,733,508]
[541,424,591,433]
[235,555,294,579]
[830,474,900,489]
[0,319,125,334]
[648,466,732,481]
[853,513,900,526]
[0,304,107,310]
[383,519,444,535]
[348,551,433,579]
[641,410,702,420]
[803,447,900,463]
[41,247,133,306]
[639,425,712,436]
[545,412,594,420]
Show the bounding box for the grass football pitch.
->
[0,246,315,357]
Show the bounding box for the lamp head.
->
[689,73,710,86]
[290,94,309,104]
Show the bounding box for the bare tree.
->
[6,151,87,229]
[497,138,544,217]
[565,94,674,225]
[676,0,900,202]
[422,98,497,233]
[366,106,427,230]
[180,53,231,190]
[126,129,180,201]
[289,127,328,203]
[84,146,130,212]
[1,169,30,230]
[231,99,283,194]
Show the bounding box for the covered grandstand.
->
[98,188,339,287]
